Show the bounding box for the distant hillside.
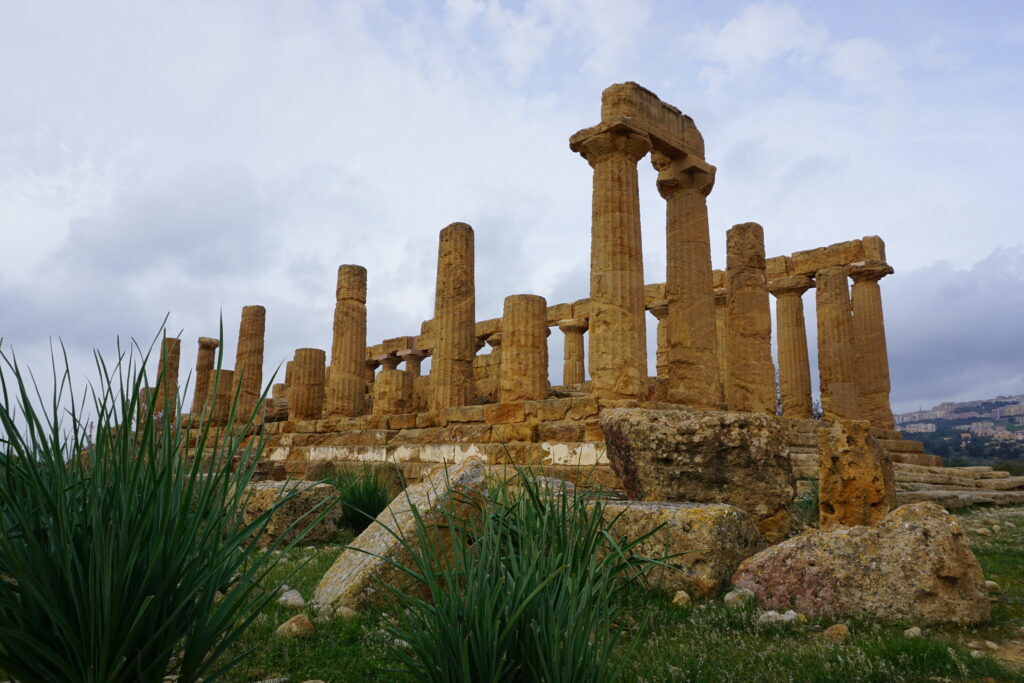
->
[895,395,1024,468]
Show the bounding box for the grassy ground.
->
[221,505,1024,682]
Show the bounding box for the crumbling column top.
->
[849,260,895,282]
[646,300,668,319]
[768,275,814,297]
[374,353,401,369]
[557,318,589,333]
[397,348,428,363]
[197,337,220,348]
[336,264,367,302]
[651,150,715,198]
[569,118,652,166]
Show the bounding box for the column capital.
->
[557,318,589,334]
[849,260,894,283]
[713,287,727,305]
[768,274,813,298]
[375,353,401,370]
[569,119,651,168]
[197,336,220,349]
[651,151,716,198]
[647,299,668,320]
[486,333,502,350]
[397,349,428,364]
[364,358,380,370]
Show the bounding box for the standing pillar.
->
[500,295,550,402]
[724,223,776,413]
[232,305,265,419]
[325,265,367,417]
[647,301,669,378]
[713,287,728,406]
[373,354,406,415]
[769,276,813,419]
[288,348,325,421]
[190,337,219,416]
[850,260,896,429]
[153,337,181,418]
[209,369,235,424]
[429,222,476,411]
[557,318,588,385]
[570,122,651,399]
[816,267,862,421]
[398,349,428,412]
[653,152,720,408]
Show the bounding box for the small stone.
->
[278,589,306,608]
[985,580,1000,593]
[723,588,754,608]
[970,650,985,659]
[392,638,412,650]
[822,624,850,643]
[275,614,315,638]
[758,609,799,624]
[253,679,289,683]
[992,525,1001,532]
[903,626,922,638]
[976,528,991,536]
[1003,521,1015,528]
[213,591,225,603]
[984,640,999,651]
[335,605,358,619]
[672,590,692,608]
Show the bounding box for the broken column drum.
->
[816,266,862,421]
[850,260,896,429]
[191,336,220,416]
[500,294,549,402]
[153,336,181,417]
[233,305,266,419]
[209,369,235,424]
[769,275,813,419]
[429,222,476,411]
[373,355,407,415]
[558,318,588,385]
[289,348,326,421]
[326,265,368,417]
[647,301,669,378]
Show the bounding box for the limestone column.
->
[325,265,367,417]
[288,348,325,421]
[398,349,428,412]
[372,355,406,415]
[725,223,776,413]
[570,121,651,399]
[557,318,588,385]
[816,267,862,421]
[653,152,720,408]
[850,260,896,429]
[713,288,728,406]
[232,305,265,419]
[190,337,219,416]
[500,295,549,402]
[153,337,180,417]
[647,301,669,378]
[209,369,235,424]
[284,360,294,393]
[768,276,813,419]
[398,349,427,377]
[428,222,475,411]
[364,359,379,387]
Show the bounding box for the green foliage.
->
[326,465,394,534]
[795,478,820,528]
[0,331,330,683]
[992,460,1024,476]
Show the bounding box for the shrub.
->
[328,465,394,533]
[0,333,330,683]
[795,478,820,528]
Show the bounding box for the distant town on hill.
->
[895,395,1024,468]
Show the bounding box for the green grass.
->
[324,465,395,534]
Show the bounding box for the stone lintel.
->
[599,81,706,158]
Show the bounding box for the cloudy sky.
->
[1,0,1022,415]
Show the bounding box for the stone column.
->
[647,301,669,378]
[653,152,720,408]
[232,305,265,419]
[153,337,180,418]
[816,267,862,421]
[398,349,428,412]
[190,337,219,416]
[364,359,379,387]
[570,121,651,399]
[209,369,235,424]
[557,318,588,385]
[398,349,427,377]
[713,287,728,406]
[769,275,813,419]
[500,294,549,402]
[288,348,325,421]
[325,265,367,417]
[429,222,475,411]
[725,223,776,414]
[849,260,896,429]
[373,354,406,415]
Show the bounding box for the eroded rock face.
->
[312,457,487,615]
[601,501,765,598]
[243,481,342,548]
[817,420,896,530]
[601,408,795,542]
[732,502,990,625]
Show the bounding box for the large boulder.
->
[602,501,766,598]
[817,420,896,530]
[601,408,795,542]
[732,502,990,625]
[312,457,487,615]
[243,481,342,548]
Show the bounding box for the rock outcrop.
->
[243,481,341,548]
[817,420,896,529]
[732,502,990,625]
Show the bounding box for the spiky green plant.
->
[0,330,331,683]
[327,465,395,534]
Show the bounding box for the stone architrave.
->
[209,369,235,424]
[849,260,896,429]
[817,420,896,530]
[500,294,549,402]
[816,267,862,421]
[768,275,813,419]
[232,305,266,419]
[713,287,728,406]
[288,348,325,421]
[373,355,406,415]
[557,318,588,385]
[326,265,367,417]
[724,224,776,414]
[647,301,669,377]
[654,152,720,408]
[428,222,475,412]
[153,337,181,418]
[191,337,220,416]
[570,121,652,400]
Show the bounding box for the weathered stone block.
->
[818,420,896,529]
[492,423,537,443]
[243,481,342,548]
[444,404,486,423]
[565,397,600,420]
[526,398,570,422]
[387,414,417,430]
[538,421,585,442]
[485,402,527,424]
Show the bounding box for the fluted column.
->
[429,222,475,411]
[232,305,265,419]
[373,354,406,415]
[850,260,896,429]
[398,349,428,412]
[647,300,669,378]
[654,152,720,408]
[725,223,776,413]
[769,275,813,418]
[570,121,651,399]
[288,348,325,421]
[190,337,219,416]
[816,267,862,421]
[713,287,728,406]
[325,265,367,417]
[153,336,180,418]
[500,295,549,402]
[209,369,235,424]
[558,318,588,385]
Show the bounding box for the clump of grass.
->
[375,468,661,682]
[0,330,330,683]
[327,465,394,534]
[795,478,820,528]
